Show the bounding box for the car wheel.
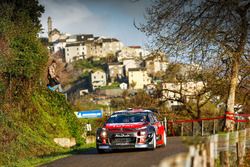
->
[162,130,167,147]
[149,132,157,150]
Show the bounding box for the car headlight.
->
[100,130,107,138]
[138,130,147,136]
[140,131,147,135]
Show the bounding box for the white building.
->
[89,37,123,59]
[128,68,152,89]
[161,81,205,107]
[145,53,168,76]
[53,39,67,53]
[123,59,141,76]
[64,34,94,62]
[108,63,124,82]
[120,82,128,90]
[100,38,123,54]
[117,46,149,62]
[65,42,87,63]
[178,63,202,77]
[91,70,107,90]
[66,35,77,43]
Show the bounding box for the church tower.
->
[47,17,52,41]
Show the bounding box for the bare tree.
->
[157,64,226,121]
[111,90,159,110]
[139,0,250,131]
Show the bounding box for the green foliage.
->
[17,143,96,167]
[0,2,88,167]
[8,33,48,79]
[73,99,109,135]
[0,0,44,29]
[0,3,48,107]
[0,89,84,166]
[74,99,107,111]
[32,89,84,144]
[0,80,5,95]
[99,82,120,90]
[201,102,221,116]
[74,59,103,70]
[81,71,91,78]
[105,53,117,63]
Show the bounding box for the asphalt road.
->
[42,137,188,167]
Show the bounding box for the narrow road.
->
[42,137,188,167]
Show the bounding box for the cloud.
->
[39,0,151,45]
[40,0,104,34]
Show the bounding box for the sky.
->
[39,0,152,46]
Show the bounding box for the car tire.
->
[149,132,157,150]
[162,130,167,147]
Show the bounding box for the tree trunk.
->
[224,5,248,131]
[224,55,239,131]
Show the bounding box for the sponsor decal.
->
[115,133,130,137]
[106,122,146,129]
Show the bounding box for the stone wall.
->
[53,138,76,148]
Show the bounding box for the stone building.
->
[65,42,87,63]
[107,62,124,82]
[91,70,107,90]
[145,53,168,77]
[128,68,152,89]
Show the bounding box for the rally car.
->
[96,109,167,153]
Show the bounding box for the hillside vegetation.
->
[0,90,83,166]
[0,1,84,166]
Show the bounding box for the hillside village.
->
[1,1,249,166]
[42,17,208,111]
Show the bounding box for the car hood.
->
[105,122,148,130]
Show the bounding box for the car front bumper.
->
[96,129,155,150]
[96,135,154,150]
[97,143,151,150]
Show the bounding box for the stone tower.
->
[47,16,52,39]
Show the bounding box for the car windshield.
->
[107,112,150,123]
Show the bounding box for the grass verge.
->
[17,143,96,167]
